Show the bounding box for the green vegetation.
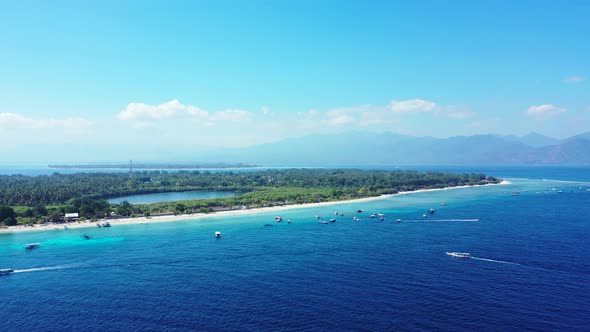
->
[0,169,500,226]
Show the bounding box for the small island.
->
[0,169,501,228]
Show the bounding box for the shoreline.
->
[0,181,510,235]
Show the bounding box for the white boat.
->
[446,252,470,258]
[353,217,360,222]
[102,221,111,227]
[215,231,222,238]
[275,216,283,222]
[25,243,40,250]
[318,220,329,224]
[0,268,14,276]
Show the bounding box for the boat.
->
[369,214,376,218]
[338,212,344,216]
[287,219,292,224]
[429,208,435,214]
[357,209,363,213]
[422,214,427,218]
[380,216,385,221]
[396,218,402,223]
[318,220,329,224]
[512,192,520,196]
[0,269,14,276]
[446,252,470,258]
[329,218,336,223]
[96,223,102,228]
[83,234,91,239]
[102,221,111,227]
[215,231,222,238]
[275,216,283,222]
[353,217,360,222]
[25,243,40,250]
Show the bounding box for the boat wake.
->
[471,257,520,265]
[12,265,76,274]
[402,219,480,222]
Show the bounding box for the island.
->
[0,169,501,228]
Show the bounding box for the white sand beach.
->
[0,181,510,235]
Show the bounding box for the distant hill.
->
[511,132,560,148]
[3,131,590,165]
[201,131,590,165]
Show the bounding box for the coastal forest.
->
[0,169,500,226]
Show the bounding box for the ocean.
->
[1,166,589,331]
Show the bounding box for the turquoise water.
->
[107,191,237,204]
[1,168,590,330]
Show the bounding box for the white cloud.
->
[0,112,94,130]
[389,99,436,113]
[118,100,253,126]
[117,99,208,121]
[527,104,566,120]
[563,76,585,83]
[262,106,271,115]
[324,114,355,127]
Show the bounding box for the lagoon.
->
[107,191,237,204]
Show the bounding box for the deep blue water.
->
[107,191,236,204]
[1,167,590,331]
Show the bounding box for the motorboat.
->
[329,218,336,223]
[396,219,402,223]
[25,243,40,250]
[446,252,470,258]
[215,231,222,238]
[429,208,435,214]
[353,217,360,222]
[275,216,283,222]
[0,269,14,276]
[287,219,292,224]
[356,209,363,213]
[102,221,111,227]
[369,214,376,218]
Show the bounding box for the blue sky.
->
[0,0,588,158]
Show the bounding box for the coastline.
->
[0,181,510,235]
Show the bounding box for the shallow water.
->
[1,170,589,331]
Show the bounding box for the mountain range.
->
[201,131,590,165]
[2,131,590,165]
